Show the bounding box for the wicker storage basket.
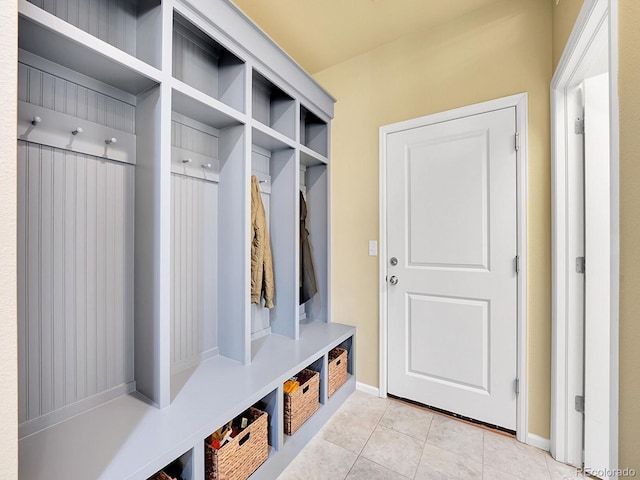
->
[284,369,320,435]
[205,407,269,480]
[327,347,348,398]
[148,471,173,480]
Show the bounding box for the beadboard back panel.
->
[17,141,135,429]
[170,174,218,372]
[18,62,136,134]
[171,114,220,180]
[173,17,220,99]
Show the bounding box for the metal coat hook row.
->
[105,137,117,145]
[31,116,41,126]
[72,127,84,135]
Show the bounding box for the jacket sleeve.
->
[250,176,265,304]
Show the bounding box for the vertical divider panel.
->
[217,123,250,365]
[257,388,281,453]
[304,165,328,322]
[269,148,298,340]
[135,83,171,408]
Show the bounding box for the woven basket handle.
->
[239,432,251,447]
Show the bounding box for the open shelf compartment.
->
[299,161,328,323]
[300,106,328,157]
[252,70,295,140]
[251,144,298,341]
[148,449,194,480]
[18,0,161,95]
[24,0,162,69]
[173,11,245,114]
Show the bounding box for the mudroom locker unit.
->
[15,0,355,478]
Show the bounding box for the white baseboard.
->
[526,433,550,451]
[355,381,381,397]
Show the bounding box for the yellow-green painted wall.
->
[314,0,554,438]
[552,0,586,70]
[618,1,640,471]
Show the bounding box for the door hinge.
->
[576,256,585,274]
[515,255,520,274]
[575,395,585,413]
[515,133,520,152]
[575,118,585,135]
[515,378,520,396]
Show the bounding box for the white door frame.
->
[550,0,619,467]
[379,93,529,443]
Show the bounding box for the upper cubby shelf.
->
[173,11,246,114]
[252,70,296,141]
[300,106,328,158]
[172,83,245,131]
[18,0,161,96]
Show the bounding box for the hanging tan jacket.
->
[251,175,275,308]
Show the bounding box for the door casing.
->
[550,0,619,469]
[379,93,529,443]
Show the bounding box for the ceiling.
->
[233,0,501,74]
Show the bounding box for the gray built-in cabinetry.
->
[16,0,355,478]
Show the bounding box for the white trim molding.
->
[527,434,551,452]
[379,93,529,443]
[355,382,381,397]
[550,0,619,469]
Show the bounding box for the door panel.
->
[407,131,489,269]
[387,107,518,430]
[408,294,489,391]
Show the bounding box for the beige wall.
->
[618,1,640,471]
[552,0,585,69]
[0,0,18,477]
[314,0,553,438]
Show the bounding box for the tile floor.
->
[276,390,581,480]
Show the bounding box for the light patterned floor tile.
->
[345,456,410,480]
[379,400,434,441]
[483,465,522,479]
[360,424,424,478]
[545,454,581,480]
[426,414,484,463]
[415,442,482,480]
[338,390,390,425]
[318,408,378,454]
[286,437,357,480]
[483,431,551,480]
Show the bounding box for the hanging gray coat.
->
[300,191,318,304]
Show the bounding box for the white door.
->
[387,107,518,430]
[583,72,612,478]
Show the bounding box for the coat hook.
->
[31,116,42,126]
[72,127,84,135]
[202,163,212,169]
[259,179,267,184]
[182,158,192,164]
[105,137,117,145]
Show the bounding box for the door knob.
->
[389,275,398,285]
